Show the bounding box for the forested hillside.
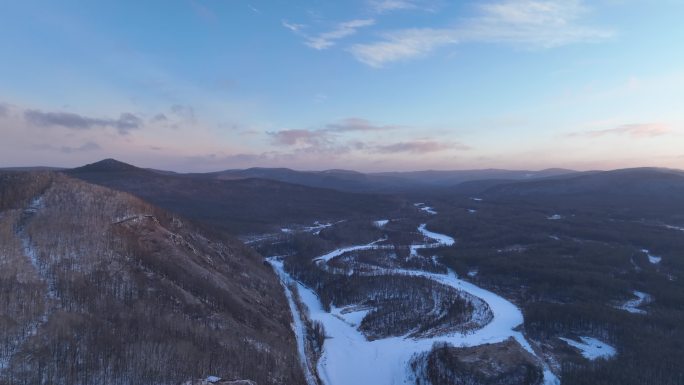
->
[0,172,305,385]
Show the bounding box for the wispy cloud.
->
[282,20,305,32]
[351,28,457,67]
[460,0,613,47]
[267,117,416,158]
[571,123,673,138]
[24,109,142,135]
[268,130,471,154]
[369,0,442,13]
[350,0,613,67]
[151,113,168,122]
[302,19,376,50]
[146,105,198,129]
[325,117,401,132]
[370,0,420,13]
[376,140,470,153]
[268,117,401,147]
[268,129,329,146]
[170,104,196,122]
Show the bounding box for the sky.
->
[1,0,684,172]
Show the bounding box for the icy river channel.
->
[270,223,559,385]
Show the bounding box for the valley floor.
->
[270,223,560,385]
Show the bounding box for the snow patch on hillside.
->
[305,221,335,235]
[414,203,437,215]
[20,197,46,274]
[617,290,652,314]
[282,221,337,235]
[2,196,55,374]
[374,219,389,228]
[559,337,616,361]
[641,249,662,264]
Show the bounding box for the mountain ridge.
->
[0,171,306,385]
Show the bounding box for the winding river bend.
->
[270,223,559,385]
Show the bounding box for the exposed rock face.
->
[411,338,543,385]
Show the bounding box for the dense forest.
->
[258,190,684,385]
[426,197,684,385]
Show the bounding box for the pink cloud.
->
[375,140,470,153]
[325,117,400,132]
[572,123,672,138]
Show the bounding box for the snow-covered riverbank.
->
[314,238,392,263]
[271,223,559,385]
[269,259,318,385]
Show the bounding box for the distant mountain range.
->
[196,166,577,192]
[6,158,684,225]
[482,167,684,198]
[2,160,578,192]
[473,167,684,217]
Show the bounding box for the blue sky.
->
[1,0,683,171]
